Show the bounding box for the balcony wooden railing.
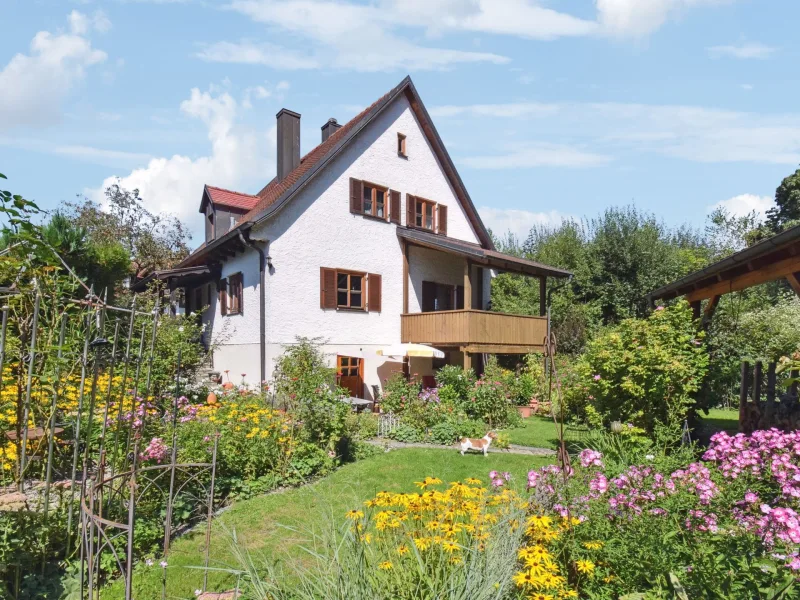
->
[400,309,547,354]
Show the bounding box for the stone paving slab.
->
[367,438,556,456]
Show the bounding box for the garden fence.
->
[738,359,800,433]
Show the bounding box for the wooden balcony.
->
[400,309,548,354]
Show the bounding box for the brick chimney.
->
[321,118,341,142]
[276,108,301,181]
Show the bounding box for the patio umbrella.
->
[376,343,445,359]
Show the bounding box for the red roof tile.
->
[240,87,395,223]
[206,185,259,211]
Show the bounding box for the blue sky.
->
[2,0,798,243]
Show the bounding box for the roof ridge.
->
[205,184,258,198]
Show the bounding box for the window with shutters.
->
[362,182,387,219]
[321,268,381,312]
[219,273,243,316]
[414,197,436,231]
[397,133,407,157]
[337,270,365,309]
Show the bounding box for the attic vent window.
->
[397,133,407,157]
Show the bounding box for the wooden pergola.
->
[649,223,800,323]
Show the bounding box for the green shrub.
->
[466,372,516,428]
[434,364,475,400]
[566,299,709,434]
[344,411,379,441]
[428,420,459,445]
[273,337,349,450]
[379,372,421,415]
[388,423,423,443]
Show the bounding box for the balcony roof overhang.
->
[131,265,218,292]
[397,228,572,279]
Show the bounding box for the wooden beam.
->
[402,241,409,314]
[462,344,545,354]
[464,259,472,310]
[463,351,472,372]
[787,272,800,298]
[686,254,800,302]
[539,276,547,317]
[702,294,720,329]
[690,300,701,320]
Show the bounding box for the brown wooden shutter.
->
[219,279,228,316]
[406,194,415,227]
[390,190,401,224]
[437,204,448,236]
[421,281,436,312]
[320,267,337,309]
[368,273,382,312]
[349,178,363,214]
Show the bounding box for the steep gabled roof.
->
[180,75,493,267]
[200,185,259,213]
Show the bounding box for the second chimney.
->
[321,118,341,142]
[276,108,301,181]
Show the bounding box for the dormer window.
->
[362,182,387,219]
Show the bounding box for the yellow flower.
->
[412,537,430,551]
[345,510,364,521]
[396,544,409,556]
[583,541,603,550]
[464,477,482,485]
[558,591,579,599]
[513,571,536,587]
[441,540,459,553]
[575,560,595,575]
[528,594,553,600]
[378,561,393,570]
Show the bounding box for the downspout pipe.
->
[238,231,267,388]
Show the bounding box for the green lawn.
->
[504,416,562,449]
[111,447,552,599]
[696,407,739,438]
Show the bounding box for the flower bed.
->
[510,430,800,598]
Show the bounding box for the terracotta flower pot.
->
[517,406,533,418]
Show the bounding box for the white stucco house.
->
[142,76,570,398]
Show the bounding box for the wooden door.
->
[337,355,363,398]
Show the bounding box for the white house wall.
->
[207,93,487,391]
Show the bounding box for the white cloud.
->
[430,102,558,118]
[435,100,800,165]
[595,0,734,38]
[707,42,776,59]
[478,206,569,239]
[0,13,107,129]
[462,142,612,169]
[0,136,150,169]
[195,41,320,70]
[68,9,112,35]
[89,85,275,236]
[210,0,509,71]
[740,83,753,91]
[709,193,774,219]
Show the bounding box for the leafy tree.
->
[491,207,708,353]
[41,212,130,296]
[67,183,191,282]
[766,166,800,233]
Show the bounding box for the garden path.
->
[367,438,557,456]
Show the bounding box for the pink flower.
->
[593,374,601,381]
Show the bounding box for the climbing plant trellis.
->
[0,279,220,600]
